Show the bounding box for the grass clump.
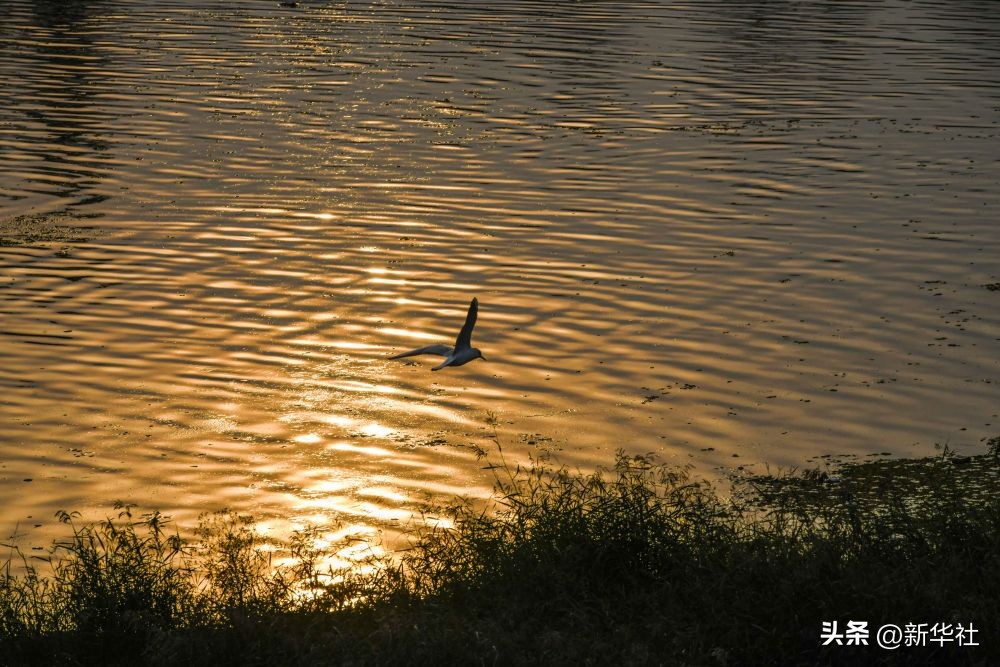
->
[2,443,999,666]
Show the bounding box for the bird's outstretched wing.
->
[389,344,453,360]
[431,357,454,371]
[454,298,478,352]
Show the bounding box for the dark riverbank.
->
[3,442,999,666]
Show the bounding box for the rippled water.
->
[2,0,999,554]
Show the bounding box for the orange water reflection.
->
[1,0,999,556]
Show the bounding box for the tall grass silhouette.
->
[3,431,998,665]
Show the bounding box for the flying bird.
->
[389,298,486,371]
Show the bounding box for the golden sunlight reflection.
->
[1,0,998,569]
[327,443,400,458]
[359,423,396,439]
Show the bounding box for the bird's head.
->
[473,348,486,362]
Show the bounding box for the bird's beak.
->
[480,354,488,361]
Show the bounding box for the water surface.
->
[2,0,999,554]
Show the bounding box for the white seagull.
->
[389,298,486,371]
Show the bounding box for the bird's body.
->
[389,298,485,371]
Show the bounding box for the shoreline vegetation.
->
[3,437,999,666]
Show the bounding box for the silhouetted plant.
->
[2,436,999,666]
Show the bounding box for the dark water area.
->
[1,0,999,556]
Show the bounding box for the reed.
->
[3,438,998,666]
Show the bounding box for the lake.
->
[2,0,998,557]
